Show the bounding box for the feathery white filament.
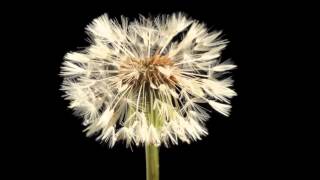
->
[61,13,237,147]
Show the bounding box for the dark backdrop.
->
[4,0,300,179]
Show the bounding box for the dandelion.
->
[61,13,237,180]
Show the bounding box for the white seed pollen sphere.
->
[61,13,237,147]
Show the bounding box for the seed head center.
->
[120,54,177,88]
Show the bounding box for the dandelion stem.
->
[145,144,159,180]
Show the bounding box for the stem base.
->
[145,144,159,180]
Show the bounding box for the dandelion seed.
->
[61,12,237,148]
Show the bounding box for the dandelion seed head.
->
[61,13,237,147]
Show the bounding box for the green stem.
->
[145,144,159,180]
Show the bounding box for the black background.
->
[4,0,307,179]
